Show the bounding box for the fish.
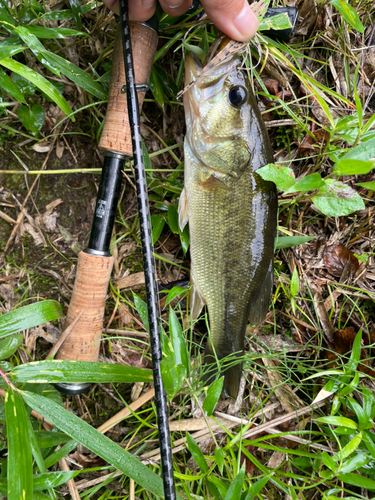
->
[179,49,277,399]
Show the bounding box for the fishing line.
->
[118,1,176,498]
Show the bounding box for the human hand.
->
[102,0,259,42]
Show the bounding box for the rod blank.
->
[118,1,177,499]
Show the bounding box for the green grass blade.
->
[337,472,375,490]
[11,26,106,101]
[224,464,245,500]
[67,0,82,29]
[34,430,70,448]
[26,26,85,39]
[132,293,149,332]
[0,301,63,338]
[0,45,25,60]
[32,471,81,490]
[42,52,107,100]
[0,334,23,360]
[0,66,26,103]
[0,58,73,117]
[315,416,358,429]
[169,308,189,372]
[21,390,180,499]
[5,388,33,500]
[275,236,315,249]
[202,377,224,416]
[330,0,364,32]
[186,432,208,473]
[44,440,78,468]
[10,360,153,384]
[0,471,82,493]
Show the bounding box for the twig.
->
[264,119,296,128]
[97,387,155,434]
[59,457,80,500]
[241,400,325,440]
[274,310,317,332]
[46,310,85,359]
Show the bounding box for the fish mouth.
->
[184,52,203,87]
[183,53,203,127]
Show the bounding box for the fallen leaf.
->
[263,78,280,95]
[323,244,359,277]
[267,451,286,468]
[32,141,51,153]
[56,141,64,159]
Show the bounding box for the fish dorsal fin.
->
[199,175,231,191]
[190,271,206,320]
[178,187,189,231]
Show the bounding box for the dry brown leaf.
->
[323,244,359,277]
[115,271,147,291]
[22,222,45,246]
[267,451,286,469]
[56,141,64,158]
[263,78,280,96]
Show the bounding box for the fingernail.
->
[142,0,154,9]
[233,3,259,40]
[167,0,184,8]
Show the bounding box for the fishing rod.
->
[55,4,177,498]
[55,18,158,390]
[117,3,176,497]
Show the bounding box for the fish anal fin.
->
[178,187,189,231]
[249,262,274,326]
[190,273,206,320]
[199,175,231,191]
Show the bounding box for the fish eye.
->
[228,85,248,108]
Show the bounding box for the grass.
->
[0,0,374,499]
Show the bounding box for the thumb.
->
[201,0,259,41]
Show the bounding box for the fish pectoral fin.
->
[190,276,206,320]
[248,262,274,326]
[199,137,250,177]
[199,175,231,191]
[178,187,189,231]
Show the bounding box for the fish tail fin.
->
[203,341,243,399]
[202,263,274,399]
[248,262,274,326]
[223,363,242,399]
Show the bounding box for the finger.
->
[201,0,259,41]
[102,0,156,21]
[158,0,193,18]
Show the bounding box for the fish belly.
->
[185,142,277,398]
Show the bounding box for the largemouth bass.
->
[179,50,277,398]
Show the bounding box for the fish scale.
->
[180,51,277,398]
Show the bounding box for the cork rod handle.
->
[99,22,158,155]
[57,22,158,364]
[57,252,113,362]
